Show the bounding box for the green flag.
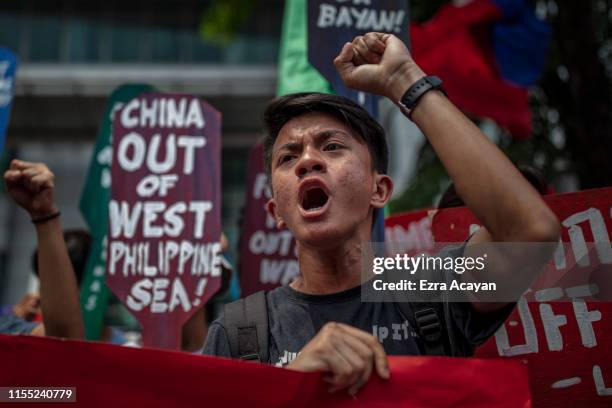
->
[79,84,156,340]
[277,0,332,96]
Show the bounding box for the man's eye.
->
[279,155,294,164]
[324,143,342,151]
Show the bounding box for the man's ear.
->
[371,174,393,209]
[266,198,286,229]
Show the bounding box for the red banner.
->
[0,334,531,407]
[107,94,222,349]
[429,187,612,406]
[239,144,298,296]
[384,208,433,257]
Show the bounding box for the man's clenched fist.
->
[334,32,426,102]
[4,160,59,220]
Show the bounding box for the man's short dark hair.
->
[263,92,389,178]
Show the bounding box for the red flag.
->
[411,0,532,138]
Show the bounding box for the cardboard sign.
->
[239,144,298,297]
[307,0,409,116]
[430,187,612,406]
[0,334,532,408]
[107,93,221,349]
[0,47,17,152]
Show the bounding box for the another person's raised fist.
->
[4,160,59,220]
[333,32,426,102]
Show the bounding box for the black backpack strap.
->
[412,303,447,356]
[224,291,269,362]
[399,301,451,356]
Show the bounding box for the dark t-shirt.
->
[203,282,514,366]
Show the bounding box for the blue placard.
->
[307,0,409,117]
[0,47,17,152]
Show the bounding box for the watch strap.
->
[398,75,446,116]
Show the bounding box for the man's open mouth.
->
[300,187,329,212]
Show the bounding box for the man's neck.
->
[290,231,370,295]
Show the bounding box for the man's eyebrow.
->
[315,129,351,141]
[276,142,301,153]
[274,129,352,156]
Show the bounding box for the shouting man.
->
[203,33,560,395]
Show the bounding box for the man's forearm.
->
[35,218,84,339]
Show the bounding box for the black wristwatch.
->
[398,75,446,117]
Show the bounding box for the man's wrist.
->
[32,211,61,225]
[285,355,317,372]
[31,207,62,229]
[398,76,447,119]
[29,206,60,222]
[385,62,427,102]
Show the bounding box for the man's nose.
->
[296,150,326,177]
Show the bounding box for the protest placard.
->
[107,93,221,349]
[0,47,17,152]
[307,0,409,115]
[239,144,298,296]
[431,187,612,406]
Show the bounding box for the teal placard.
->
[79,84,157,340]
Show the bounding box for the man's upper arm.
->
[463,226,525,313]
